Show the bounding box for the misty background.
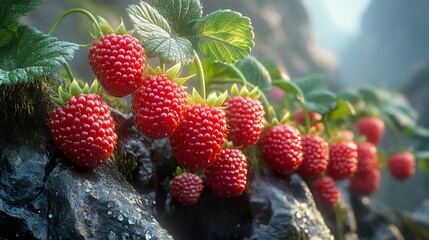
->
[24,0,429,213]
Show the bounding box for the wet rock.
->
[0,145,49,205]
[320,182,358,240]
[0,144,172,239]
[158,171,334,240]
[44,160,172,239]
[351,195,404,240]
[0,145,50,239]
[249,173,334,240]
[402,199,429,240]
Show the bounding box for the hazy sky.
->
[319,0,370,35]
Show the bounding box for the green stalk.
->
[48,8,101,37]
[193,52,206,99]
[63,63,76,82]
[334,204,345,240]
[301,103,311,134]
[322,117,333,139]
[228,64,249,87]
[381,114,403,151]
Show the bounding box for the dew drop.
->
[145,231,152,240]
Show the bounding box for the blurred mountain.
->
[340,0,429,90]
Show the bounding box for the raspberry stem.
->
[301,104,311,133]
[47,8,102,37]
[381,114,403,151]
[193,52,206,99]
[62,62,76,82]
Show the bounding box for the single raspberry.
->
[259,124,303,174]
[388,152,415,181]
[170,173,204,206]
[89,33,146,97]
[297,134,329,178]
[350,168,380,195]
[311,176,340,207]
[356,142,379,173]
[356,117,384,144]
[170,103,227,172]
[293,108,324,131]
[224,96,265,147]
[327,141,358,180]
[205,148,248,197]
[132,73,187,140]
[49,81,117,168]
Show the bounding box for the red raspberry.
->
[89,34,146,97]
[297,134,329,178]
[259,124,303,174]
[350,168,380,195]
[327,141,358,180]
[294,108,324,131]
[132,74,187,140]
[205,148,248,197]
[49,94,117,168]
[170,103,227,172]
[224,96,265,147]
[388,152,415,181]
[356,142,379,173]
[356,117,384,144]
[311,176,340,207]
[170,173,204,205]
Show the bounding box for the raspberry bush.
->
[2,0,429,239]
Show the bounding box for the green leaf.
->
[190,9,254,64]
[0,21,18,47]
[152,0,202,36]
[0,25,78,85]
[327,98,355,121]
[127,1,195,64]
[406,126,429,138]
[272,79,303,100]
[338,90,361,105]
[0,0,43,47]
[292,74,336,114]
[416,151,429,172]
[293,74,327,95]
[260,59,289,80]
[305,90,337,114]
[235,56,271,93]
[358,88,381,107]
[383,99,418,129]
[188,58,235,81]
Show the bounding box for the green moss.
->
[111,150,138,181]
[0,78,54,144]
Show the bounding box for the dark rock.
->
[0,144,172,239]
[402,199,429,240]
[158,172,334,240]
[248,174,334,240]
[326,182,405,240]
[0,145,50,239]
[320,182,358,240]
[351,195,404,240]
